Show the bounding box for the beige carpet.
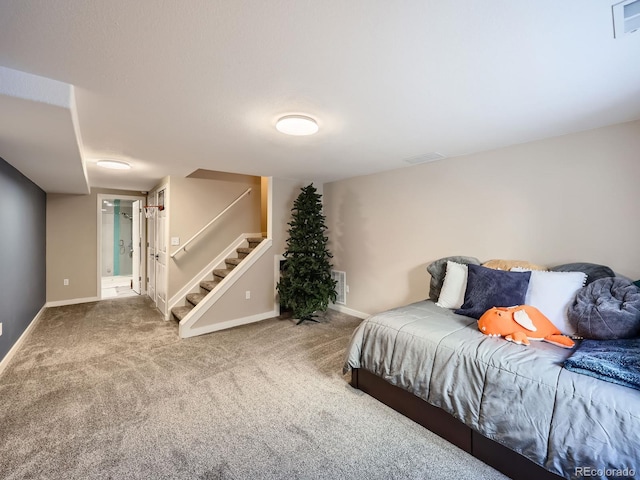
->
[0,296,507,479]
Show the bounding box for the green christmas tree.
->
[277,184,337,324]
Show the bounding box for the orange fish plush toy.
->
[478,306,575,348]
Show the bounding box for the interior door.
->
[155,188,168,316]
[147,194,156,302]
[132,200,142,294]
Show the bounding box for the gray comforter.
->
[344,301,640,480]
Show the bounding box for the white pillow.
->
[436,261,468,309]
[511,268,587,335]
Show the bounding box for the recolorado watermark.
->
[574,466,636,478]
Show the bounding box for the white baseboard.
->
[180,309,277,338]
[45,296,100,308]
[0,305,47,377]
[329,304,369,319]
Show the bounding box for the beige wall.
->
[46,187,142,302]
[168,175,261,298]
[192,177,309,329]
[324,120,640,316]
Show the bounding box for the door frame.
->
[132,199,143,294]
[96,193,147,300]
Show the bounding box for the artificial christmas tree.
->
[277,184,337,324]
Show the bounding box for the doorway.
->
[98,194,146,300]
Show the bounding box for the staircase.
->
[171,236,265,322]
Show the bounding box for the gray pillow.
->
[426,256,481,302]
[568,277,640,340]
[550,262,615,285]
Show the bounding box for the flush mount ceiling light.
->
[96,159,131,170]
[276,115,319,136]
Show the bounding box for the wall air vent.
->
[613,0,640,38]
[404,152,446,165]
[331,270,347,305]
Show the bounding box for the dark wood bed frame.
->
[351,368,564,480]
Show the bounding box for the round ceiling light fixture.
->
[96,159,131,170]
[276,115,319,136]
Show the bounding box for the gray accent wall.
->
[0,157,46,363]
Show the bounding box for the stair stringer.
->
[178,237,273,338]
[167,233,262,317]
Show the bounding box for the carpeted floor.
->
[0,297,508,479]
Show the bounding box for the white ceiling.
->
[0,67,89,193]
[0,1,639,193]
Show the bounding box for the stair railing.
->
[170,188,252,258]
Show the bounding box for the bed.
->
[343,300,640,480]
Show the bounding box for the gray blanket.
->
[344,301,640,480]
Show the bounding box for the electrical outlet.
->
[245,291,251,300]
[346,285,350,293]
[63,279,69,286]
[171,237,180,246]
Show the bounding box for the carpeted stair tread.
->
[246,237,265,246]
[225,257,242,268]
[200,280,220,292]
[186,293,207,306]
[236,247,254,259]
[172,305,192,321]
[213,268,232,279]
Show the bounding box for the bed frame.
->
[351,368,564,480]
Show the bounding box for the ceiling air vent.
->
[613,0,640,38]
[404,152,446,165]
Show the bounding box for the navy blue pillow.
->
[455,264,531,319]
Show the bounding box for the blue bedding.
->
[564,338,640,391]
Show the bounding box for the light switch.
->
[171,237,180,246]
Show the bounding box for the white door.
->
[155,189,168,316]
[132,200,142,294]
[147,196,156,302]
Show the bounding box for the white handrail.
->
[170,188,252,258]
